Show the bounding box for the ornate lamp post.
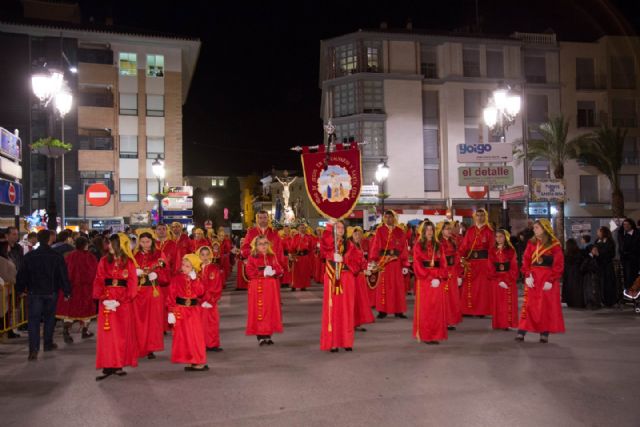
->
[203,196,214,221]
[482,84,521,230]
[152,157,166,224]
[375,159,390,214]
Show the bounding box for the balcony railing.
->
[78,135,114,150]
[512,32,557,45]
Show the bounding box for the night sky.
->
[4,0,640,176]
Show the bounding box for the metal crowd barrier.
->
[1,283,27,334]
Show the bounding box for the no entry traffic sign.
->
[86,183,111,207]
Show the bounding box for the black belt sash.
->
[283,250,289,255]
[295,250,309,256]
[105,279,127,287]
[176,297,198,307]
[422,260,440,268]
[379,249,399,257]
[532,255,554,268]
[494,262,511,272]
[446,255,455,266]
[469,250,488,260]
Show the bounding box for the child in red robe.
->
[245,235,284,345]
[198,246,224,352]
[236,238,249,290]
[437,221,462,330]
[489,229,519,330]
[93,234,138,381]
[348,226,375,331]
[167,254,208,371]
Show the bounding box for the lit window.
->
[364,40,382,72]
[146,54,165,77]
[119,52,137,76]
[336,43,358,75]
[120,178,139,202]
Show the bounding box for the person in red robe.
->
[198,246,223,352]
[489,229,519,330]
[458,208,494,316]
[171,222,194,273]
[516,219,565,343]
[280,226,293,288]
[57,236,98,343]
[235,237,249,290]
[133,231,169,359]
[412,221,448,345]
[348,226,375,331]
[192,228,211,252]
[320,221,356,351]
[245,235,284,345]
[167,254,208,371]
[241,211,286,286]
[218,227,233,283]
[362,230,377,307]
[369,210,410,319]
[93,233,138,381]
[290,223,313,291]
[154,223,177,331]
[437,221,462,330]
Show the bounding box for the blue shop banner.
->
[0,178,22,206]
[0,127,21,161]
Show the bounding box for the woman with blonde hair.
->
[516,219,565,343]
[488,229,519,331]
[198,246,224,352]
[245,235,284,346]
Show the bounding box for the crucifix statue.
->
[275,170,297,209]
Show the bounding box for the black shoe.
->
[147,352,156,359]
[344,347,353,352]
[425,341,440,345]
[301,288,307,291]
[43,343,58,351]
[81,328,94,339]
[475,315,486,319]
[376,312,387,319]
[114,369,127,376]
[355,327,367,332]
[207,347,224,352]
[330,348,339,353]
[394,313,408,319]
[259,339,268,346]
[291,288,296,292]
[515,335,525,342]
[7,330,21,339]
[28,351,38,361]
[447,326,456,331]
[96,369,114,381]
[266,339,274,345]
[539,336,549,344]
[185,365,209,372]
[63,333,74,344]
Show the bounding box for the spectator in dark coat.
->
[16,230,72,361]
[563,239,585,308]
[617,218,640,290]
[51,229,74,258]
[595,227,617,307]
[581,245,602,309]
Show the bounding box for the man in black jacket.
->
[618,218,640,290]
[16,230,72,361]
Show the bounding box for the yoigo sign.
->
[456,142,513,162]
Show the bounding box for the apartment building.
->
[0,7,200,226]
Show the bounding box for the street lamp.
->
[203,196,214,220]
[32,70,72,231]
[375,159,390,213]
[152,157,165,224]
[482,83,521,230]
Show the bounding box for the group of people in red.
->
[89,222,231,380]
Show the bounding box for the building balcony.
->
[78,106,115,130]
[78,149,115,172]
[78,62,116,86]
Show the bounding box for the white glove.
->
[525,275,534,288]
[402,268,409,275]
[457,278,463,287]
[102,300,118,311]
[543,282,553,291]
[148,272,158,281]
[167,312,176,324]
[201,301,213,309]
[498,281,508,290]
[364,269,372,276]
[262,265,274,277]
[0,276,4,286]
[431,279,440,288]
[188,270,197,280]
[333,253,343,263]
[136,268,144,277]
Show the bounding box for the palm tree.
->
[514,115,590,243]
[573,125,627,218]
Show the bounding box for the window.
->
[612,99,636,127]
[577,101,596,128]
[211,178,226,187]
[333,82,356,117]
[463,90,483,119]
[147,179,161,199]
[364,41,381,72]
[619,174,639,203]
[527,94,548,130]
[336,43,358,75]
[146,54,165,77]
[362,80,383,113]
[463,48,480,77]
[119,52,137,76]
[146,95,164,117]
[576,58,595,89]
[80,171,113,194]
[147,137,165,158]
[423,91,440,192]
[531,160,550,179]
[78,135,113,150]
[524,55,546,83]
[486,49,504,78]
[580,175,599,203]
[611,56,635,89]
[334,122,358,143]
[362,121,385,157]
[78,48,113,65]
[119,135,138,158]
[623,136,639,165]
[464,127,480,145]
[420,45,437,78]
[120,178,139,202]
[119,93,137,115]
[79,88,113,108]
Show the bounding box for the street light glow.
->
[375,160,389,183]
[31,73,52,101]
[493,89,508,110]
[483,105,498,128]
[506,95,521,116]
[204,196,214,207]
[54,87,73,117]
[152,158,166,180]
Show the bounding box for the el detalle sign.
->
[458,166,514,186]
